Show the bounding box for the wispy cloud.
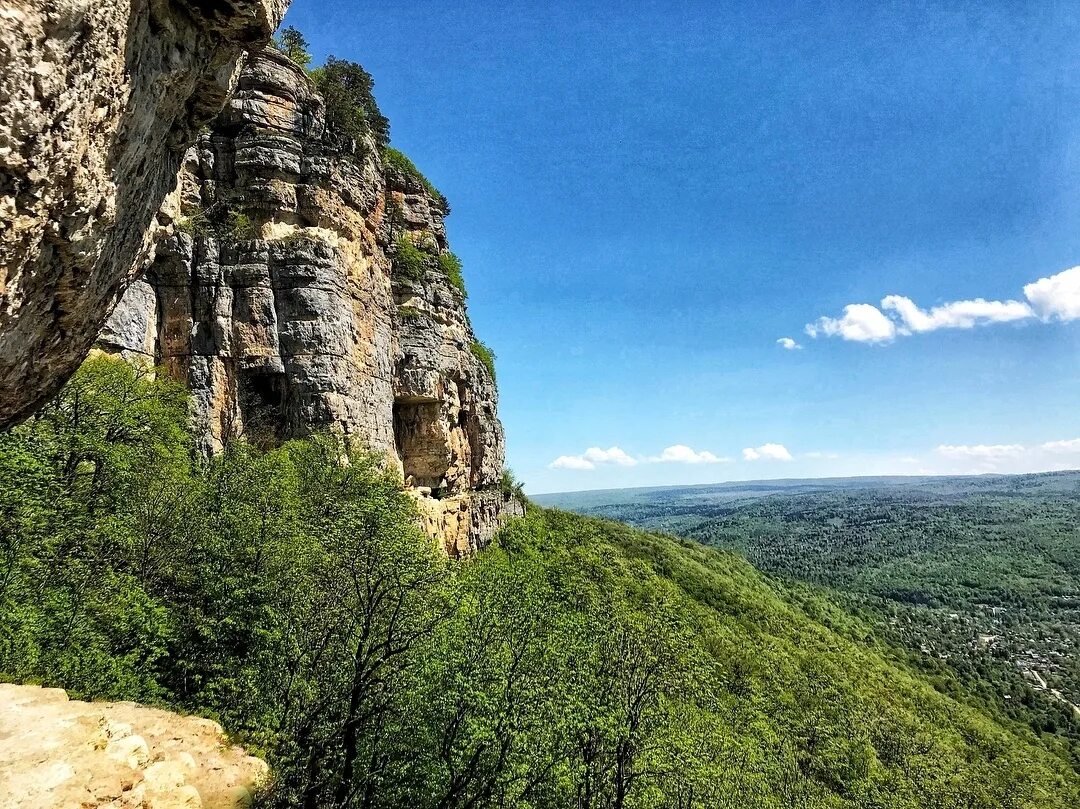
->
[742,443,793,461]
[883,295,1032,333]
[776,337,802,350]
[550,443,731,470]
[924,437,1080,474]
[648,445,731,464]
[549,446,637,470]
[805,265,1080,344]
[935,443,1025,461]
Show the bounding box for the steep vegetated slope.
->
[2,358,1078,808]
[550,476,1080,774]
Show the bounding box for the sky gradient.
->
[284,1,1080,493]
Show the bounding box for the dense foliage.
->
[2,359,1079,807]
[556,476,1080,773]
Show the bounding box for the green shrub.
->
[470,340,496,381]
[225,210,258,241]
[393,235,427,283]
[176,209,211,237]
[437,252,466,296]
[398,305,424,321]
[383,148,450,214]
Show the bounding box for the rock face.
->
[0,0,288,430]
[99,50,521,554]
[0,683,267,809]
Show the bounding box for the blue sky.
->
[285,1,1080,493]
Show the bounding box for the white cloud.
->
[935,443,1026,460]
[803,264,1080,346]
[805,303,897,343]
[582,446,638,466]
[549,455,595,470]
[648,444,731,464]
[882,295,1032,333]
[742,443,793,461]
[549,445,637,470]
[1041,438,1080,453]
[1024,266,1080,321]
[776,337,802,350]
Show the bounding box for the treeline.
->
[2,358,1079,807]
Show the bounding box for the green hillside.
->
[2,357,1078,807]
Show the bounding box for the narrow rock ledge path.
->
[0,683,267,808]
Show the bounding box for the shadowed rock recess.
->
[0,0,289,429]
[98,50,522,554]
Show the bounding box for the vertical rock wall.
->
[0,0,288,429]
[100,50,520,554]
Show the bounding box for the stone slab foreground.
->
[0,683,267,808]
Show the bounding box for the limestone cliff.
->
[99,50,520,555]
[0,0,289,430]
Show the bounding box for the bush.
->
[393,236,427,283]
[382,148,450,215]
[226,210,258,240]
[437,252,466,296]
[312,57,389,151]
[470,340,496,381]
[176,209,211,237]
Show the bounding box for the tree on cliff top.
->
[312,57,391,151]
[275,26,312,71]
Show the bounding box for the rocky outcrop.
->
[0,683,267,808]
[0,0,288,430]
[99,49,521,554]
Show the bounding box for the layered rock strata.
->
[100,49,520,554]
[0,0,288,429]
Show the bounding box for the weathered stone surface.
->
[0,682,267,809]
[100,50,521,553]
[0,0,288,430]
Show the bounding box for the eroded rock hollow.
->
[99,50,520,554]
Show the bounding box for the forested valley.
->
[542,474,1080,775]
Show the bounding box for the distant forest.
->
[541,472,1080,772]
